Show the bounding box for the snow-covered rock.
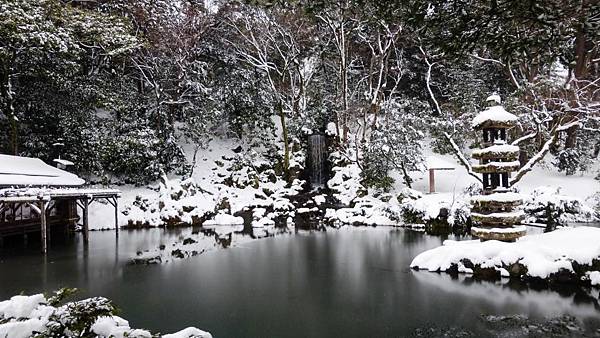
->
[411,227,600,284]
[204,213,244,225]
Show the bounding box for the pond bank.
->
[411,226,600,287]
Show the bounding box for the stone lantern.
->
[470,95,526,241]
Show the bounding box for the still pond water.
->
[1,226,599,337]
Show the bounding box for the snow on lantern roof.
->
[486,94,501,104]
[472,144,520,159]
[471,105,518,128]
[0,154,85,187]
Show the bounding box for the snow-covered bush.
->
[327,151,366,206]
[0,289,212,338]
[523,187,598,225]
[399,189,471,227]
[123,176,216,227]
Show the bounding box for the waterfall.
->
[308,134,326,187]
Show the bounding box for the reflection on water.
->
[0,226,599,337]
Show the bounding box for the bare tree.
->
[227,7,316,175]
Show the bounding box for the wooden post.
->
[40,200,47,254]
[83,197,89,244]
[113,197,119,235]
[428,169,435,193]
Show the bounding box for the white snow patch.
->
[587,271,600,286]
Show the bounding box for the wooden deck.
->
[0,188,121,253]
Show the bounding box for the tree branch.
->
[510,120,580,186]
[444,132,483,184]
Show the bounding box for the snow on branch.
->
[469,54,505,66]
[510,120,580,186]
[444,132,483,184]
[511,131,537,146]
[419,46,442,116]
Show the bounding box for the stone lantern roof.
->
[471,105,518,129]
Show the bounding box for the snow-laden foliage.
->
[123,141,305,230]
[399,188,471,227]
[0,290,212,338]
[522,186,598,225]
[327,150,366,206]
[362,98,428,189]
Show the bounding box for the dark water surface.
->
[1,227,599,337]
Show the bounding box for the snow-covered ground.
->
[0,293,212,338]
[411,226,600,285]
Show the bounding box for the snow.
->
[425,156,456,170]
[472,160,520,170]
[0,294,212,338]
[52,158,74,166]
[91,316,152,338]
[471,225,527,234]
[471,210,526,219]
[471,192,522,203]
[0,294,46,318]
[0,318,46,338]
[327,155,363,205]
[326,122,337,136]
[313,194,326,205]
[204,212,244,225]
[471,105,518,128]
[587,271,600,286]
[411,227,600,280]
[0,154,85,187]
[162,327,213,338]
[523,186,597,224]
[486,94,501,104]
[472,144,519,156]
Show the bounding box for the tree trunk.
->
[340,22,349,143]
[574,0,588,79]
[0,66,17,155]
[278,101,290,175]
[564,124,578,149]
[400,163,412,188]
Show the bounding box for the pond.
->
[1,226,599,337]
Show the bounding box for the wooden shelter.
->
[425,156,455,193]
[0,155,121,253]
